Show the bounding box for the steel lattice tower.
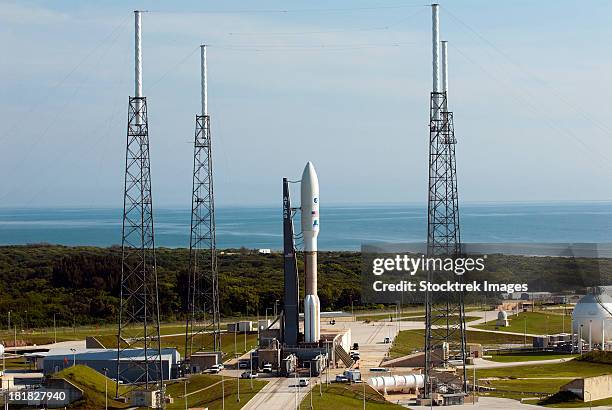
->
[117,96,164,392]
[424,5,468,398]
[116,12,165,404]
[184,45,221,364]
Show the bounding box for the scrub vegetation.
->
[0,244,608,333]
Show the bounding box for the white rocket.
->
[301,162,320,343]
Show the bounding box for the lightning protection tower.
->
[424,4,468,397]
[184,45,221,365]
[116,11,165,403]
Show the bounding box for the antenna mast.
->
[117,10,165,404]
[424,3,468,399]
[184,45,221,365]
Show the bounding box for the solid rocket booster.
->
[301,162,320,343]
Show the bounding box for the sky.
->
[2,0,612,207]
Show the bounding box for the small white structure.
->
[258,249,271,254]
[496,310,509,327]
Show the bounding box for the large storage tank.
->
[571,287,612,346]
[369,374,425,394]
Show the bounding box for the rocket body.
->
[301,162,320,343]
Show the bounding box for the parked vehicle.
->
[335,375,349,383]
[262,363,273,373]
[383,337,391,344]
[208,364,222,373]
[369,367,390,373]
[238,360,249,369]
[353,343,359,350]
[299,378,309,387]
[241,371,258,379]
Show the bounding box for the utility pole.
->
[184,379,188,410]
[295,371,299,410]
[250,350,253,389]
[53,313,57,344]
[103,367,109,410]
[310,366,313,409]
[362,376,366,409]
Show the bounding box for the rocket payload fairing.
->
[301,162,320,343]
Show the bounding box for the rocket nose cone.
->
[301,161,317,181]
[301,161,319,197]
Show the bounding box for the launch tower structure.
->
[281,178,300,346]
[116,10,165,402]
[184,45,221,361]
[424,3,468,397]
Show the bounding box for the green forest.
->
[0,245,361,328]
[0,244,609,328]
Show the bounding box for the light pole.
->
[7,311,10,331]
[294,370,298,409]
[103,367,108,410]
[579,324,584,354]
[53,313,57,344]
[585,390,592,410]
[234,325,237,358]
[221,373,225,410]
[250,350,253,389]
[274,300,279,318]
[524,316,527,346]
[362,375,366,410]
[237,370,240,403]
[184,379,189,410]
[296,371,300,410]
[70,348,76,367]
[265,308,272,327]
[309,366,313,410]
[473,363,477,405]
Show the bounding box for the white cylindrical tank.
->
[572,291,612,346]
[369,374,425,394]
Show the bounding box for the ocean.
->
[1,202,612,250]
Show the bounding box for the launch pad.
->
[252,163,354,377]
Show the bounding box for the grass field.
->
[55,365,130,409]
[301,383,404,409]
[55,365,267,409]
[476,359,612,407]
[389,329,533,358]
[488,351,577,363]
[165,374,267,410]
[475,311,571,335]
